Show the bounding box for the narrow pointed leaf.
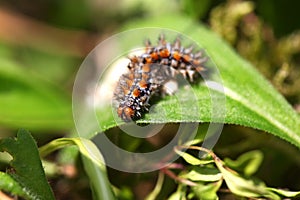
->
[214,156,280,199]
[174,148,214,165]
[267,188,300,198]
[180,167,222,182]
[39,137,116,200]
[224,150,263,176]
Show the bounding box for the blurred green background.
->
[1,0,300,132]
[0,0,300,199]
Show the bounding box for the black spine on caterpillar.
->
[114,63,172,121]
[114,34,208,122]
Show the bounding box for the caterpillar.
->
[113,34,208,122]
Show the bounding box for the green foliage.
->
[0,0,299,199]
[171,145,300,199]
[39,137,115,200]
[93,15,300,150]
[224,150,263,176]
[0,130,116,199]
[190,180,222,200]
[181,0,211,19]
[0,129,55,200]
[0,57,72,131]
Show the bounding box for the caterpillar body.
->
[114,34,208,122]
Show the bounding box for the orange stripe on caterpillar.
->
[113,34,208,122]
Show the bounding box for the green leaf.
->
[214,156,280,199]
[182,138,203,147]
[174,148,214,165]
[191,180,222,200]
[180,166,222,182]
[168,184,187,200]
[93,14,300,149]
[0,171,28,198]
[267,187,300,198]
[181,0,211,19]
[0,129,55,200]
[224,150,263,176]
[39,137,116,200]
[176,146,300,199]
[80,141,116,200]
[0,58,72,131]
